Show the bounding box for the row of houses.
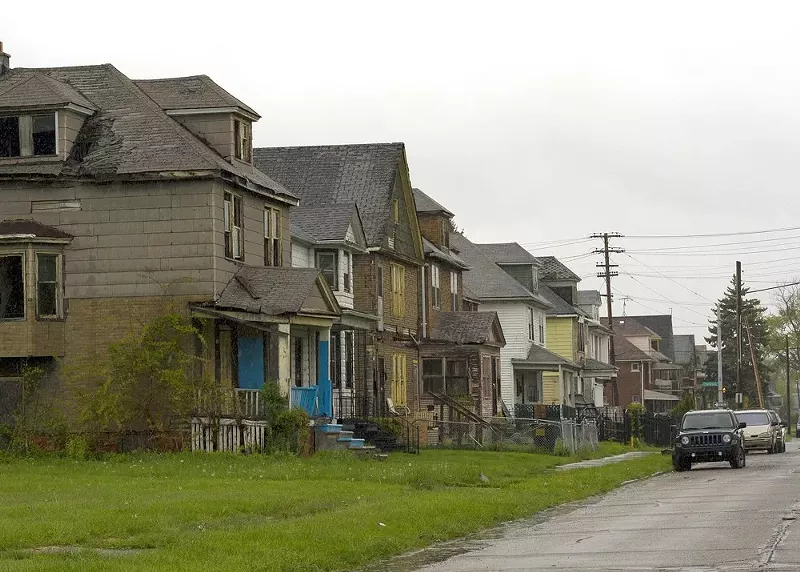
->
[0,46,701,429]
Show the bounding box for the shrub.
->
[269,408,310,454]
[66,436,89,460]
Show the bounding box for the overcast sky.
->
[6,0,800,338]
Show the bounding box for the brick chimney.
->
[0,42,9,76]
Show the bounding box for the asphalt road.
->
[403,442,800,571]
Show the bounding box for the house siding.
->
[541,316,574,404]
[479,301,532,410]
[173,112,235,162]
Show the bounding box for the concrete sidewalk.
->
[554,450,653,470]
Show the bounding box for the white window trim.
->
[450,271,458,311]
[315,249,338,290]
[431,265,440,308]
[631,362,641,372]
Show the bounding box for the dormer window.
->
[234,119,251,163]
[0,113,57,158]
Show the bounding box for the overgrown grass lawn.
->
[0,443,669,571]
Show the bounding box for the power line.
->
[623,233,800,253]
[623,253,716,303]
[749,280,800,294]
[626,224,800,239]
[626,243,800,256]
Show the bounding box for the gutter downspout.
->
[640,361,645,409]
[421,263,427,339]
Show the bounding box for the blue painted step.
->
[320,424,343,434]
[348,438,366,449]
[337,431,354,442]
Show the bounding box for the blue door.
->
[238,334,264,390]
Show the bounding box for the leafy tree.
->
[705,275,771,404]
[764,285,800,415]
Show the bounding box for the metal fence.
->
[423,417,598,454]
[596,410,675,447]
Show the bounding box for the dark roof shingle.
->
[513,344,579,368]
[476,243,538,265]
[412,187,453,217]
[0,219,72,239]
[429,312,504,345]
[134,75,259,117]
[538,283,582,316]
[0,72,97,111]
[215,267,338,316]
[613,335,653,362]
[253,143,405,247]
[537,256,582,282]
[291,203,359,243]
[613,318,658,338]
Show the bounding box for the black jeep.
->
[672,409,747,471]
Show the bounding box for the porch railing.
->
[194,388,264,419]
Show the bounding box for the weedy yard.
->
[0,443,669,572]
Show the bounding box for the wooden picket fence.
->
[191,417,268,453]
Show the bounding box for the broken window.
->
[316,250,337,289]
[422,358,444,394]
[0,255,24,320]
[446,359,470,396]
[37,254,59,317]
[0,114,56,157]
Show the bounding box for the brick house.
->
[413,188,505,419]
[0,48,341,424]
[253,144,425,416]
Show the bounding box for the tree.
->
[705,275,771,404]
[764,285,800,415]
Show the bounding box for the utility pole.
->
[786,334,791,431]
[592,233,624,405]
[735,260,742,408]
[717,311,724,405]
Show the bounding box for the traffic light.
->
[722,387,727,396]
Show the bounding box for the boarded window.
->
[390,264,405,317]
[391,353,407,405]
[446,359,469,396]
[316,250,337,289]
[422,358,444,394]
[37,254,59,317]
[0,255,24,320]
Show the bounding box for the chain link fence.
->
[422,417,598,454]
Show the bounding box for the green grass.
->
[0,443,669,572]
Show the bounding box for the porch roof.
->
[428,311,505,346]
[512,344,579,371]
[214,267,341,318]
[583,358,617,377]
[644,389,680,402]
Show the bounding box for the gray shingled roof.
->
[291,203,361,244]
[0,66,293,199]
[429,312,505,346]
[538,283,583,316]
[537,256,582,282]
[0,219,72,239]
[613,317,658,338]
[476,243,539,265]
[451,232,551,307]
[413,187,453,217]
[584,358,616,372]
[215,267,338,316]
[0,72,96,111]
[577,290,601,307]
[134,75,260,117]
[626,315,675,361]
[614,335,653,362]
[253,144,405,247]
[424,238,469,270]
[512,344,579,368]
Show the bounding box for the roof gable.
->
[290,203,366,248]
[476,242,539,265]
[625,314,675,360]
[0,71,97,112]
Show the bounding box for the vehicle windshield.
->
[735,412,770,426]
[682,412,734,430]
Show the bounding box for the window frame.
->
[422,357,444,394]
[315,249,338,290]
[343,251,352,293]
[528,307,535,341]
[430,264,441,309]
[224,191,244,261]
[631,362,641,372]
[0,112,58,158]
[450,271,458,311]
[35,252,62,319]
[0,253,26,321]
[264,207,282,267]
[233,119,252,163]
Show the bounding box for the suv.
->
[735,410,780,454]
[767,410,788,453]
[673,409,746,471]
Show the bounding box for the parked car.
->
[735,410,780,454]
[767,410,788,453]
[672,409,747,471]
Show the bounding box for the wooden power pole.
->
[592,233,624,403]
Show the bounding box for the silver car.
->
[735,410,780,453]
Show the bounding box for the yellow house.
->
[539,283,585,405]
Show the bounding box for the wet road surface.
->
[386,442,800,571]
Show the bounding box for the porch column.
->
[317,327,333,417]
[558,365,564,404]
[277,324,291,400]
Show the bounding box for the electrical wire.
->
[623,254,716,303]
[626,225,800,239]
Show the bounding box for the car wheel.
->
[730,447,745,469]
[673,457,685,472]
